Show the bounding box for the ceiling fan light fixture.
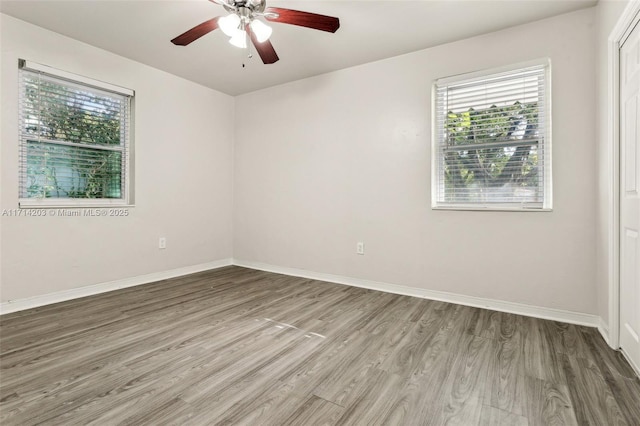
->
[219,13,241,37]
[229,29,248,48]
[250,19,272,43]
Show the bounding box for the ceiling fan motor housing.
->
[224,0,267,14]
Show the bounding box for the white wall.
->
[595,0,630,333]
[234,8,598,314]
[1,6,612,319]
[0,14,234,302]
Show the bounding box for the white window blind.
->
[432,60,552,210]
[18,60,133,206]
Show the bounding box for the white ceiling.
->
[0,0,597,95]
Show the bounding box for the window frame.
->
[18,60,135,209]
[431,58,553,212]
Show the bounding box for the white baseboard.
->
[598,316,612,347]
[233,259,601,328]
[0,258,233,315]
[0,257,604,333]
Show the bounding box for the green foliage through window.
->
[443,101,541,203]
[433,63,549,208]
[20,70,130,200]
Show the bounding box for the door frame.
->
[607,0,640,350]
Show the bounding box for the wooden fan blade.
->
[247,26,279,64]
[171,17,221,46]
[264,7,340,33]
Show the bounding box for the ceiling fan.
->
[171,0,340,64]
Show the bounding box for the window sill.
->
[19,199,134,209]
[432,204,552,212]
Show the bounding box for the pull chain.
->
[242,28,252,67]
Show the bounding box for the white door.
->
[620,20,640,373]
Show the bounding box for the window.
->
[18,60,133,207]
[432,60,551,210]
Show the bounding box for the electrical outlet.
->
[159,237,167,249]
[356,242,365,255]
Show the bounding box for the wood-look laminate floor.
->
[1,266,639,425]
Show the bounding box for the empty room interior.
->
[1,0,640,424]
